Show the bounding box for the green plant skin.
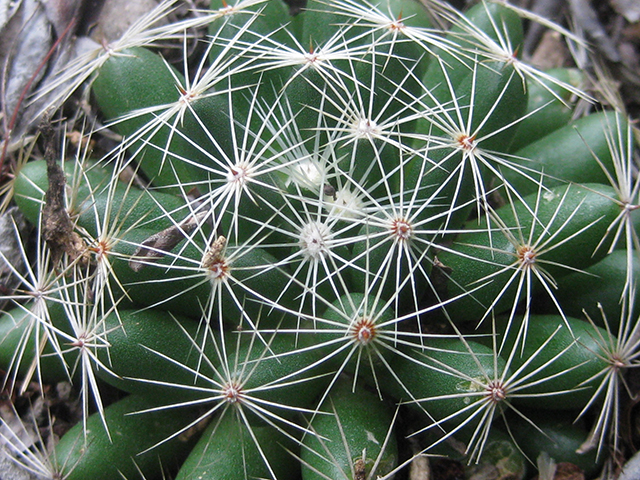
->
[224,330,333,413]
[465,428,527,480]
[95,309,217,402]
[211,0,292,52]
[208,1,310,140]
[336,136,405,201]
[0,303,78,385]
[211,0,334,137]
[14,146,293,302]
[508,67,584,153]
[300,0,352,49]
[93,46,180,122]
[309,292,395,381]
[92,47,188,189]
[284,1,304,41]
[93,47,238,191]
[413,61,529,155]
[432,183,622,324]
[507,410,603,478]
[289,0,431,137]
[9,155,302,322]
[208,0,292,97]
[12,159,111,226]
[384,0,435,29]
[300,0,434,53]
[199,245,302,330]
[53,394,201,480]
[458,61,529,154]
[101,226,210,319]
[504,110,626,196]
[7,0,638,476]
[12,158,189,235]
[407,1,528,210]
[214,171,294,248]
[100,308,331,415]
[381,337,508,426]
[485,314,611,411]
[283,62,340,143]
[175,410,300,480]
[410,1,526,157]
[102,225,300,326]
[419,1,524,109]
[165,92,239,183]
[349,218,432,311]
[537,249,640,330]
[405,57,529,233]
[300,377,398,480]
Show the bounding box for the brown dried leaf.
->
[201,236,226,269]
[40,122,86,266]
[129,212,207,272]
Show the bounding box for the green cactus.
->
[0,1,638,479]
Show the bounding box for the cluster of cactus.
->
[1,0,639,479]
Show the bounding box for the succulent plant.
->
[0,0,638,479]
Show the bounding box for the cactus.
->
[0,0,638,479]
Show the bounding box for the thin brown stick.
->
[40,119,85,266]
